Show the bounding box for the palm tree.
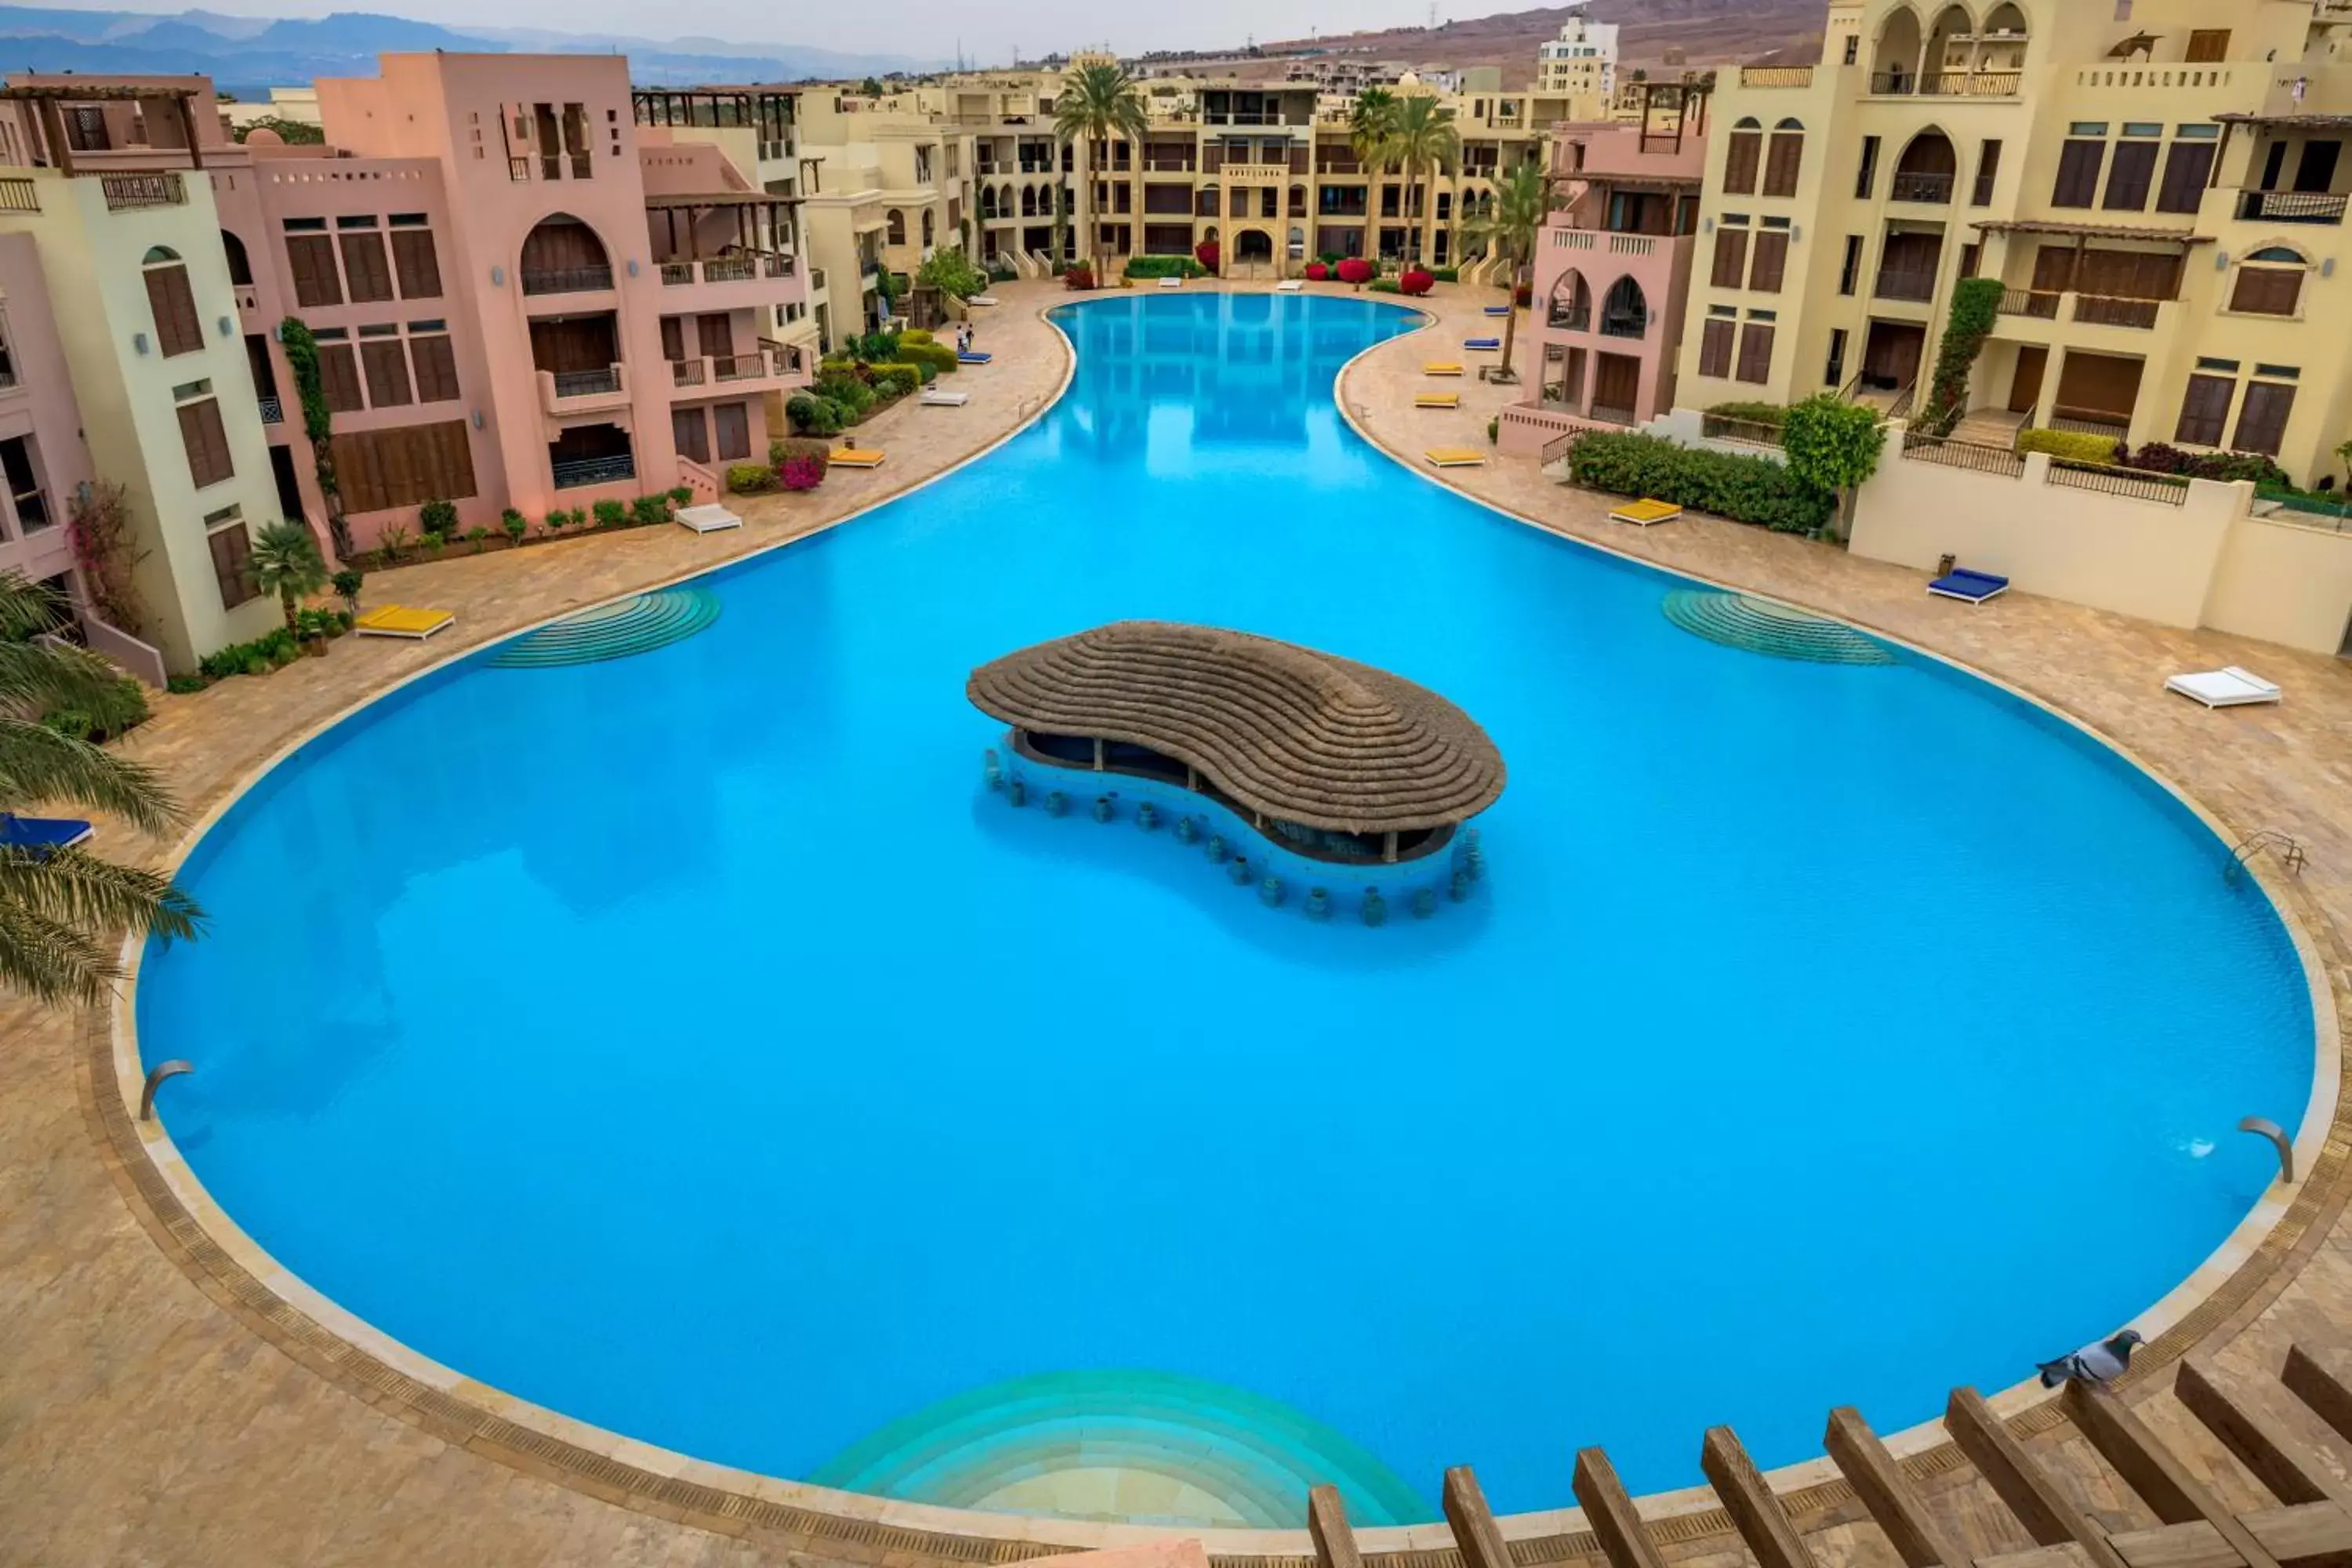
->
[1347,87,1398,168]
[0,574,202,1004]
[1385,96,1461,269]
[1462,161,1559,387]
[249,520,328,637]
[1053,61,1148,288]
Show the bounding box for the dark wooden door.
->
[1863,322,1923,388]
[2008,346,2047,413]
[2053,350,2143,419]
[1592,352,1641,415]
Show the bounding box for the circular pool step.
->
[1661,589,1895,666]
[488,587,721,668]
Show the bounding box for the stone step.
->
[1661,589,1895,666]
[488,587,722,668]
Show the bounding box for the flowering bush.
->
[1063,263,1095,290]
[1305,261,1329,281]
[1514,281,1533,307]
[1335,256,1374,286]
[779,456,826,492]
[1195,239,1219,274]
[1398,267,1434,296]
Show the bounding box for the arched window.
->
[1871,5,1923,93]
[140,245,202,358]
[1723,115,1762,195]
[1983,2,2025,33]
[219,230,252,287]
[1599,275,1648,338]
[921,209,935,247]
[2232,246,2309,316]
[519,213,611,294]
[1764,118,1806,196]
[1893,129,1958,202]
[885,209,906,245]
[1925,4,1973,86]
[1288,183,1306,217]
[1548,267,1590,328]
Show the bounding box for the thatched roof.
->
[967,621,1506,834]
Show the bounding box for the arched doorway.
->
[1893,129,1958,202]
[1871,5,1923,93]
[1235,228,1274,264]
[520,213,612,294]
[1548,268,1590,328]
[1599,275,1648,338]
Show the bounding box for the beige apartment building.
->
[1672,0,2352,488]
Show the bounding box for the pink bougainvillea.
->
[1398,267,1434,296]
[1063,263,1095,290]
[778,456,826,492]
[1194,240,1219,274]
[1335,256,1374,286]
[1304,261,1329,281]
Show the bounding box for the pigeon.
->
[2038,1330,2143,1388]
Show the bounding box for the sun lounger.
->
[1158,276,1183,289]
[831,448,887,469]
[1607,498,1682,526]
[1424,361,1464,376]
[1,812,93,852]
[1483,303,1512,317]
[2165,666,2282,709]
[1465,336,1501,350]
[1927,567,2010,604]
[1276,278,1303,292]
[920,388,970,407]
[1425,448,1487,468]
[354,604,455,639]
[957,350,993,365]
[675,503,742,534]
[1415,393,1461,408]
[966,294,1000,306]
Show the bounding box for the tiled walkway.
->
[7,281,2352,1566]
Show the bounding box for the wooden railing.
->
[2073,293,2161,328]
[0,177,38,213]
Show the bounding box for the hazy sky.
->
[65,0,1474,61]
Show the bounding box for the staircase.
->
[1661,589,1897,665]
[487,588,722,669]
[1952,407,2029,448]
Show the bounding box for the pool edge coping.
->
[78,280,2352,1564]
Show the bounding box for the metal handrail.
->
[2227,829,2308,882]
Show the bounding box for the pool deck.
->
[8,279,2352,1567]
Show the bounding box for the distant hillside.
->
[0,5,946,90]
[1247,0,1824,87]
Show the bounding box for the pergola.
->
[643,190,799,263]
[0,82,206,176]
[631,88,793,144]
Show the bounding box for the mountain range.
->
[0,5,948,90]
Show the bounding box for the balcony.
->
[1873,268,1938,302]
[1598,308,1648,339]
[1739,65,1813,88]
[1889,172,1954,204]
[537,362,630,419]
[553,454,635,489]
[808,267,827,292]
[2072,293,2160,328]
[100,172,183,210]
[0,176,37,213]
[1998,288,2060,318]
[669,348,802,390]
[1547,303,1590,329]
[521,264,615,296]
[257,396,283,424]
[2236,191,2348,225]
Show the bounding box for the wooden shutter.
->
[2173,374,2234,446]
[1697,318,1733,378]
[339,232,394,303]
[2051,140,2104,207]
[2234,381,2295,456]
[2155,142,2216,213]
[177,398,233,488]
[713,402,750,461]
[659,315,685,362]
[1762,132,1803,197]
[2102,142,2158,210]
[390,229,442,299]
[1972,140,2002,205]
[143,264,205,358]
[285,234,343,307]
[2230,265,2302,315]
[361,339,412,407]
[1722,129,1760,195]
[427,420,478,501]
[318,343,365,412]
[696,313,733,358]
[207,523,257,607]
[410,336,459,402]
[2053,351,2142,419]
[1748,230,1788,292]
[1734,322,1774,384]
[329,421,476,514]
[1710,227,1748,289]
[672,406,710,463]
[2184,29,2230,62]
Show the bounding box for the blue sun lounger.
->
[1,812,93,852]
[1483,303,1512,317]
[958,350,993,365]
[1927,567,2010,604]
[1464,336,1502,350]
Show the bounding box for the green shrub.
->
[166,672,209,695]
[668,486,692,506]
[542,511,568,533]
[1568,431,1835,534]
[1706,400,1791,428]
[1779,394,1886,533]
[786,393,845,436]
[240,652,268,677]
[331,568,363,610]
[629,494,670,526]
[500,508,528,543]
[2018,427,2128,465]
[47,678,153,739]
[591,499,626,528]
[899,339,958,378]
[1428,265,1459,282]
[419,530,446,552]
[870,364,920,397]
[419,498,458,534]
[1368,278,1401,294]
[463,525,491,545]
[1121,256,1206,280]
[727,463,776,494]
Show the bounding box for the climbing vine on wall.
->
[278,317,352,561]
[1921,277,2005,437]
[65,480,151,634]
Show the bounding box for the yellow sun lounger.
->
[354,604,455,640]
[1424,361,1465,376]
[1609,497,1684,527]
[831,448,887,468]
[1415,393,1461,408]
[1425,448,1487,469]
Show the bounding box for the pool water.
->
[142,293,2314,1525]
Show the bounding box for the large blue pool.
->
[143,294,2314,1526]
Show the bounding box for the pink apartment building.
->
[3,57,810,561]
[1501,85,1709,456]
[0,232,91,607]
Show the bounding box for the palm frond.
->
[0,847,203,946]
[0,717,182,834]
[0,637,143,719]
[0,896,122,1005]
[0,571,71,641]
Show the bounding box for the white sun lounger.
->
[2165,666,2281,709]
[1276,279,1303,292]
[920,388,970,407]
[1157,276,1183,289]
[966,294,1000,306]
[675,503,742,534]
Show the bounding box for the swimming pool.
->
[139,293,2315,1528]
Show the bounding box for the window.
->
[1697,318,1734,378]
[1748,230,1788,292]
[329,420,478,513]
[1824,327,1848,387]
[1854,135,1879,199]
[1710,226,1748,289]
[1722,119,1761,195]
[1973,140,2001,205]
[2052,140,2106,208]
[1842,34,1859,64]
[885,208,906,244]
[177,397,233,488]
[2173,374,2234,446]
[1734,321,1774,384]
[1762,121,1804,197]
[2184,28,2230,61]
[361,337,412,406]
[221,229,253,287]
[671,405,709,463]
[410,333,459,402]
[2103,141,2158,210]
[2230,251,2305,315]
[2234,380,2296,456]
[141,248,204,358]
[206,514,257,608]
[285,227,343,307]
[391,227,442,299]
[318,338,365,414]
[2155,140,2217,213]
[713,402,750,462]
[338,226,394,304]
[1838,234,1862,294]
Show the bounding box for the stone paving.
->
[7,278,2352,1566]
